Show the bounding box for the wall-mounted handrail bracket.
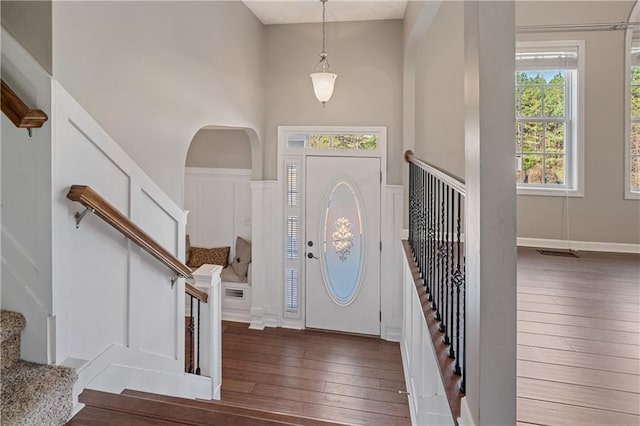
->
[27,128,32,138]
[74,207,95,229]
[170,274,180,289]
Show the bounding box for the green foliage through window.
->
[303,134,378,150]
[515,70,568,186]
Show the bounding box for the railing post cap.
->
[404,150,414,163]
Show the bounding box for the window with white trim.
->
[283,161,302,317]
[515,42,583,195]
[629,39,640,196]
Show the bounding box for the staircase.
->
[1,310,77,425]
[69,389,349,425]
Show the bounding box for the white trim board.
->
[517,238,640,254]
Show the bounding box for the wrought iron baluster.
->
[454,190,463,372]
[195,300,202,375]
[461,252,467,394]
[188,295,194,374]
[441,184,450,342]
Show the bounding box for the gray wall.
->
[1,1,52,74]
[186,129,252,169]
[264,20,404,184]
[52,1,266,204]
[413,1,465,178]
[516,1,640,244]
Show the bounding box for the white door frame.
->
[276,126,387,332]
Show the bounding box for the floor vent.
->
[225,288,245,299]
[536,249,579,258]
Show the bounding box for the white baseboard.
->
[221,310,250,323]
[87,364,213,400]
[517,237,640,254]
[381,323,401,343]
[69,343,213,402]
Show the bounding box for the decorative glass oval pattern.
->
[320,178,365,306]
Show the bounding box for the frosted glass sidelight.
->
[321,179,365,305]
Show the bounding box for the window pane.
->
[515,87,522,117]
[522,122,543,153]
[522,154,543,184]
[545,122,565,152]
[545,154,565,185]
[518,85,542,117]
[516,122,523,153]
[333,135,355,149]
[632,155,640,192]
[632,124,640,155]
[632,83,640,118]
[308,135,333,148]
[543,85,564,117]
[515,155,524,183]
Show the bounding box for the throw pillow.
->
[187,246,230,268]
[231,237,252,280]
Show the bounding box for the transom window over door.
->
[515,41,584,196]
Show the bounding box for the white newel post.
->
[192,264,222,400]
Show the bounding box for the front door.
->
[305,156,381,335]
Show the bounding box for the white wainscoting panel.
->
[401,247,458,425]
[184,168,252,254]
[52,81,196,399]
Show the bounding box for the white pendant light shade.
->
[310,72,337,104]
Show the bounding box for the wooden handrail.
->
[404,150,466,196]
[1,80,48,130]
[66,185,208,303]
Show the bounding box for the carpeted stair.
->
[1,310,77,426]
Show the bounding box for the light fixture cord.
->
[322,0,326,53]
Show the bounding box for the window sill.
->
[517,187,584,197]
[624,191,640,200]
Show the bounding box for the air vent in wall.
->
[225,288,245,299]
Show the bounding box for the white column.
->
[192,264,222,400]
[463,1,517,425]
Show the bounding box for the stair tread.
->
[121,389,349,425]
[2,360,77,425]
[80,389,292,425]
[80,389,345,426]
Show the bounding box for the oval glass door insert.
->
[320,178,365,306]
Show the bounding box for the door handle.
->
[307,253,319,260]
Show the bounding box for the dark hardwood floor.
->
[516,247,640,426]
[216,322,411,426]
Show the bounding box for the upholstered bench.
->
[186,236,252,322]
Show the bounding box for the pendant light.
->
[310,0,337,107]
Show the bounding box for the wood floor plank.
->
[220,390,306,415]
[518,311,640,333]
[223,367,327,393]
[518,345,640,375]
[222,378,257,393]
[223,358,407,392]
[517,360,640,394]
[565,337,640,359]
[518,398,640,426]
[223,349,405,381]
[517,332,574,351]
[250,383,410,418]
[517,321,640,345]
[302,350,404,372]
[518,377,640,416]
[517,301,640,322]
[322,382,409,405]
[302,403,412,426]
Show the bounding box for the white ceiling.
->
[242,0,408,25]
